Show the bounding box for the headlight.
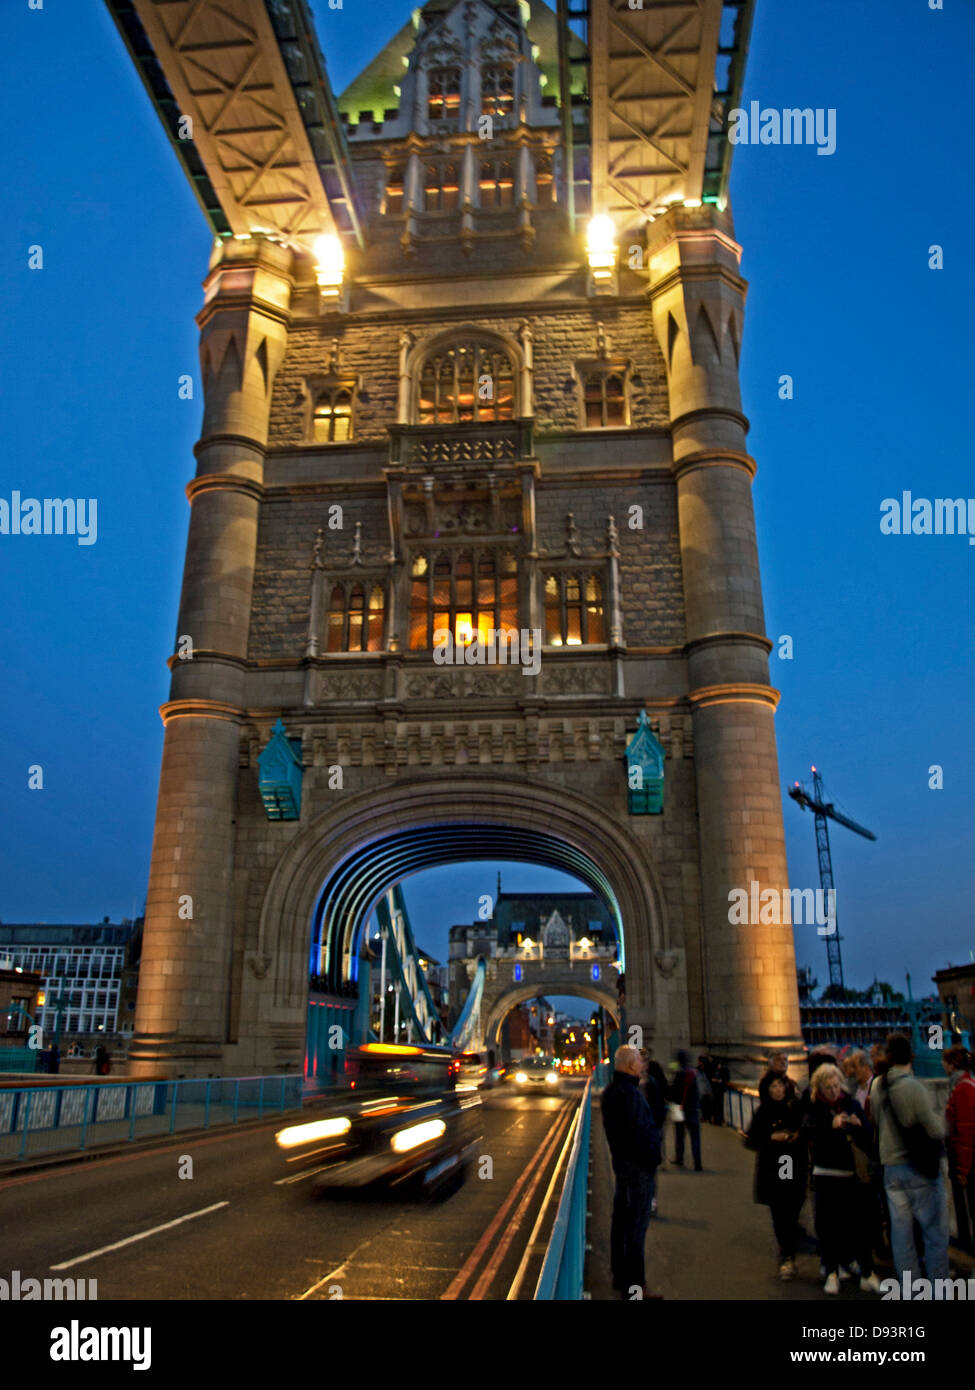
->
[390,1119,446,1153]
[275,1116,351,1149]
[546,1072,559,1085]
[515,1072,528,1084]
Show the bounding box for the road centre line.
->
[50,1202,230,1270]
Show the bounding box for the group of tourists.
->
[599,1035,975,1300]
[745,1036,975,1294]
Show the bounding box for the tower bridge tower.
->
[110,0,802,1080]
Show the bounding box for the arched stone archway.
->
[248,771,680,1072]
[482,980,620,1051]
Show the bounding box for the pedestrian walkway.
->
[587,1110,974,1301]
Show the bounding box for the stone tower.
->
[128,0,802,1080]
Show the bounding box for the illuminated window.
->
[481,64,514,117]
[313,388,353,443]
[428,66,461,123]
[480,158,514,209]
[385,164,405,214]
[326,583,385,652]
[424,161,459,212]
[417,342,515,424]
[409,551,518,650]
[417,343,515,424]
[544,573,606,646]
[582,373,626,428]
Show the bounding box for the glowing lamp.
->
[586,215,617,276]
[313,234,346,299]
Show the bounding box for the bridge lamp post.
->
[313,234,348,311]
[569,936,592,968]
[520,937,542,967]
[586,214,617,296]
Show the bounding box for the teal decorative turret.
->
[258,719,303,821]
[624,711,665,814]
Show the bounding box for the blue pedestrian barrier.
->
[0,1074,304,1163]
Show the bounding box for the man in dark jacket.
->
[601,1045,663,1298]
[670,1050,703,1169]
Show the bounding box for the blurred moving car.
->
[506,1057,561,1094]
[275,1044,481,1196]
[455,1051,488,1090]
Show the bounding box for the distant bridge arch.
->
[482,980,621,1054]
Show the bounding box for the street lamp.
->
[313,234,348,310]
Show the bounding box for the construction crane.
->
[788,768,877,992]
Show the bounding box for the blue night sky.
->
[1,1,972,1005]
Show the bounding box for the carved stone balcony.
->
[388,419,534,467]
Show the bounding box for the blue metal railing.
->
[0,1074,303,1164]
[535,1062,609,1300]
[725,1086,760,1129]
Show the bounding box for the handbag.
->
[849,1132,879,1184]
[667,1102,685,1123]
[883,1076,944,1180]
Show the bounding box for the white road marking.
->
[50,1202,230,1270]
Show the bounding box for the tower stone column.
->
[129,237,293,1077]
[647,206,803,1076]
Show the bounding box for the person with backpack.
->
[944,1045,975,1254]
[872,1032,949,1286]
[601,1045,664,1298]
[670,1050,703,1171]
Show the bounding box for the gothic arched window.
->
[313,387,353,443]
[544,573,606,646]
[417,342,516,424]
[428,66,461,122]
[582,372,626,428]
[409,551,518,649]
[480,158,514,209]
[326,582,385,652]
[481,64,514,117]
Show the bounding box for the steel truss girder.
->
[108,0,349,251]
[589,0,751,231]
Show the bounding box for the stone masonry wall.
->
[267,303,670,445]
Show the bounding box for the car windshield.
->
[523,1059,555,1070]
